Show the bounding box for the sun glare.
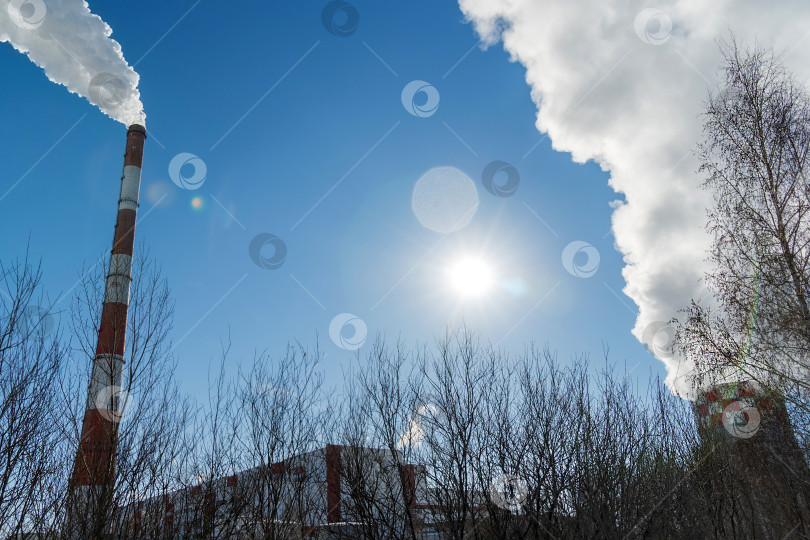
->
[448,257,495,298]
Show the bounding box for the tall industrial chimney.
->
[66,124,146,537]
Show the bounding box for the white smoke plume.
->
[0,0,144,126]
[458,0,810,395]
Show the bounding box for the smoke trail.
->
[457,0,810,395]
[0,0,145,126]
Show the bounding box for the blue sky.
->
[0,0,662,398]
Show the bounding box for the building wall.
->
[118,444,421,539]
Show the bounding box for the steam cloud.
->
[0,0,145,126]
[458,0,810,394]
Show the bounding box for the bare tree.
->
[0,255,64,537]
[234,343,328,539]
[677,41,810,401]
[331,340,425,540]
[671,41,810,536]
[413,331,498,540]
[171,344,244,540]
[52,248,194,539]
[10,238,808,538]
[352,334,720,540]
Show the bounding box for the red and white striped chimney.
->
[68,124,146,533]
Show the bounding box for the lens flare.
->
[190,195,205,211]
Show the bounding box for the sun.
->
[448,257,495,298]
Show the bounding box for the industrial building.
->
[117,444,431,538]
[694,380,810,537]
